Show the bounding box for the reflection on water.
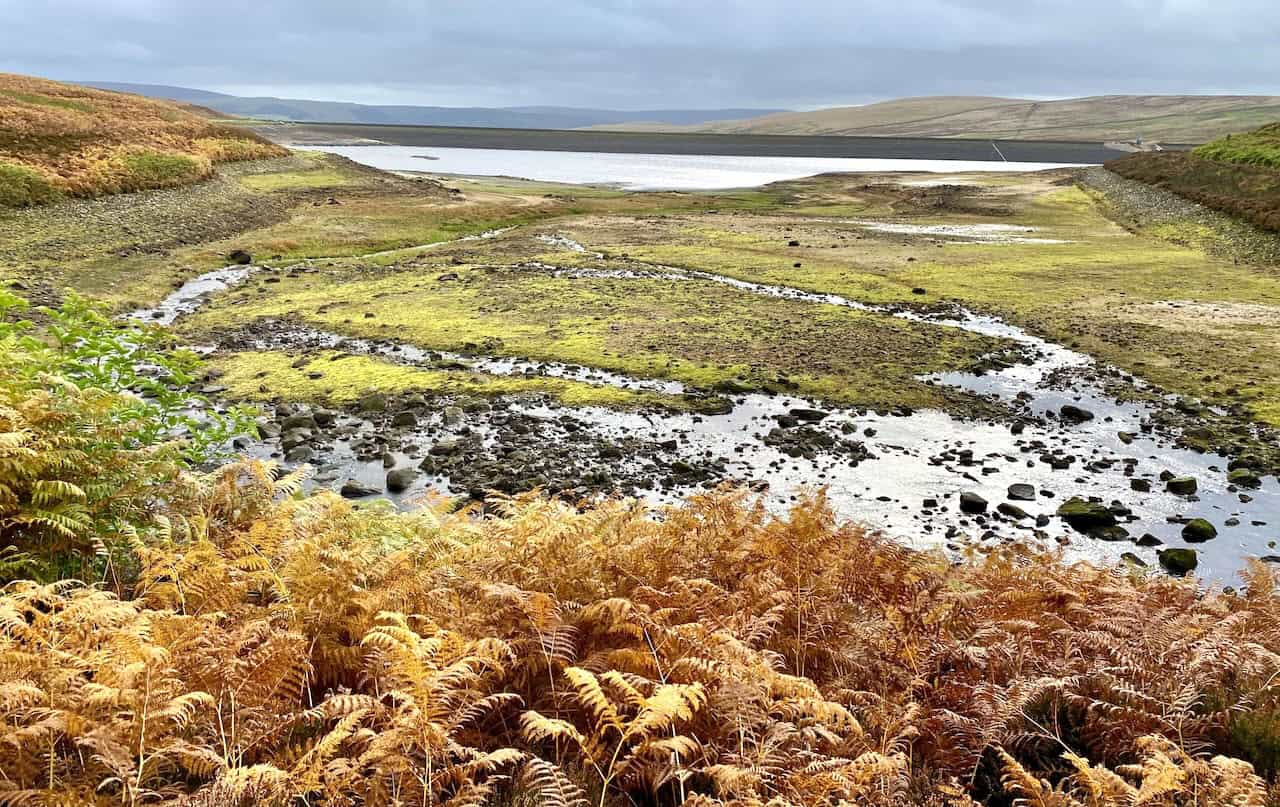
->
[301,145,1084,191]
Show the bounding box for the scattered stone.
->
[1227,468,1261,488]
[1181,518,1218,543]
[359,393,388,413]
[1059,404,1094,424]
[959,492,988,514]
[1129,478,1151,493]
[340,480,381,498]
[1165,476,1197,495]
[386,467,419,493]
[1007,483,1035,501]
[1056,497,1117,531]
[1158,548,1198,576]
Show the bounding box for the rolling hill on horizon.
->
[81,81,787,131]
[589,94,1280,143]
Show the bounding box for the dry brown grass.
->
[0,72,285,206]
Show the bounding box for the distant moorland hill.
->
[0,73,285,207]
[592,95,1280,144]
[81,81,786,131]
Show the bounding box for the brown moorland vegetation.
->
[0,73,285,207]
[1107,122,1280,232]
[591,95,1280,143]
[2,293,1279,806]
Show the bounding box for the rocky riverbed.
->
[145,238,1280,584]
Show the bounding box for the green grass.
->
[213,349,685,409]
[120,151,205,186]
[1194,123,1280,168]
[0,162,60,207]
[0,89,94,113]
[186,258,1002,413]
[240,166,353,191]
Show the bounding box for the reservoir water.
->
[301,144,1085,191]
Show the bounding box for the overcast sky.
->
[2,0,1278,109]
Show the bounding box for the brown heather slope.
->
[0,73,285,207]
[1108,121,1280,232]
[593,94,1280,143]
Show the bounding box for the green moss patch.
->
[213,349,684,410]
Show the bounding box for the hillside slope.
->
[82,81,787,130]
[1108,121,1280,231]
[0,73,285,207]
[595,94,1280,143]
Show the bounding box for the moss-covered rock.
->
[1158,547,1198,576]
[1056,497,1117,531]
[1182,518,1218,542]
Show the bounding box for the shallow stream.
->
[133,233,1280,583]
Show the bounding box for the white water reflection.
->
[301,145,1084,191]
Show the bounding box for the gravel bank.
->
[1081,166,1280,265]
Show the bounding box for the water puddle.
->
[850,220,1070,244]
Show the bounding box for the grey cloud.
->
[1,0,1277,108]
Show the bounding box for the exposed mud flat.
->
[848,220,1071,244]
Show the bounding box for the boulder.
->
[227,249,252,265]
[1056,497,1117,531]
[359,393,388,413]
[1158,548,1198,576]
[1059,404,1094,424]
[284,445,314,464]
[1007,483,1036,501]
[1165,476,1198,495]
[1227,468,1261,488]
[391,410,418,428]
[430,437,463,456]
[386,467,419,493]
[789,408,829,422]
[997,502,1030,520]
[340,480,382,498]
[959,492,988,514]
[281,412,316,431]
[1090,525,1131,542]
[1181,518,1218,543]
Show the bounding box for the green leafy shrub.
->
[0,290,253,578]
[0,161,60,206]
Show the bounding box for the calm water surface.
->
[302,145,1085,191]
